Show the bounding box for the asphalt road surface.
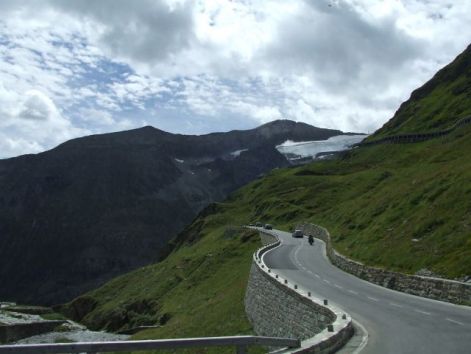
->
[262,229,471,354]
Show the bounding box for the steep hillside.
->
[374,43,471,137]
[59,204,263,354]
[0,119,344,305]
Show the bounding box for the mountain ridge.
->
[0,119,346,305]
[50,119,344,157]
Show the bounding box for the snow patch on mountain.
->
[230,149,248,157]
[276,134,367,162]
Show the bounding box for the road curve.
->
[262,229,471,354]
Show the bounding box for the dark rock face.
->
[0,120,343,305]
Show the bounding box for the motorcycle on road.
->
[308,235,314,246]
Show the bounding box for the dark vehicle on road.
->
[292,229,303,238]
[264,224,273,230]
[255,222,263,227]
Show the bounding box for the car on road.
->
[292,229,303,238]
[264,224,273,230]
[255,222,263,227]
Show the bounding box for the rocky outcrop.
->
[299,223,471,305]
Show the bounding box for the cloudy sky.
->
[0,0,470,158]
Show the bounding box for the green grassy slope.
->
[231,124,471,278]
[373,44,471,137]
[59,206,264,353]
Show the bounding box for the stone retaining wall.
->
[245,263,335,341]
[245,230,353,353]
[299,223,471,305]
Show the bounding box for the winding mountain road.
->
[262,229,471,354]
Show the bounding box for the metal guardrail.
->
[0,335,300,354]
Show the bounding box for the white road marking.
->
[351,319,369,354]
[334,284,343,289]
[283,232,371,349]
[414,309,432,316]
[445,318,464,326]
[261,228,471,354]
[260,234,284,265]
[293,244,303,269]
[367,296,379,302]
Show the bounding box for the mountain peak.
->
[258,119,296,127]
[255,119,342,141]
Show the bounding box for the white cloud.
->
[251,106,283,124]
[0,136,44,158]
[48,0,195,71]
[77,107,135,131]
[0,86,88,156]
[17,90,60,121]
[0,0,470,157]
[109,75,171,109]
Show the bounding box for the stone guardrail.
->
[298,223,471,305]
[356,115,471,147]
[245,229,353,353]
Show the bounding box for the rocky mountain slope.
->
[0,120,344,305]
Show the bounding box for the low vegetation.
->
[60,214,264,353]
[40,312,67,321]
